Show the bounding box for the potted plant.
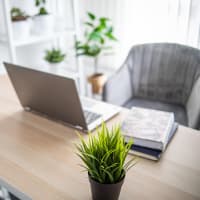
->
[44,48,66,69]
[10,7,30,40]
[32,0,54,35]
[75,12,117,94]
[76,123,136,200]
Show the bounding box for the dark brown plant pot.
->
[12,16,29,22]
[89,175,125,200]
[87,73,107,94]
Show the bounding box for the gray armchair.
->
[103,43,200,129]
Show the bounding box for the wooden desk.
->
[0,75,200,200]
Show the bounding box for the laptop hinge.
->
[24,106,31,111]
[75,125,84,131]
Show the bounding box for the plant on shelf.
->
[76,123,136,200]
[75,12,118,94]
[35,0,48,15]
[10,7,30,40]
[11,7,29,21]
[32,0,54,35]
[44,48,66,64]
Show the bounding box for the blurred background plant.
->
[35,0,48,15]
[44,48,66,63]
[75,12,117,72]
[11,7,29,21]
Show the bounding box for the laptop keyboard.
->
[81,98,97,108]
[83,110,101,124]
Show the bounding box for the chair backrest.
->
[125,43,200,105]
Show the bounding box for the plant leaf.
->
[87,12,96,20]
[84,22,94,27]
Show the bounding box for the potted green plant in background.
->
[76,123,136,200]
[44,48,66,70]
[32,0,54,35]
[11,7,30,40]
[75,12,117,94]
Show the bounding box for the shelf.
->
[0,29,76,47]
[2,0,85,94]
[24,63,80,80]
[14,29,76,47]
[55,70,80,79]
[0,33,7,45]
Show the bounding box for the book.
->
[128,123,178,160]
[122,107,175,151]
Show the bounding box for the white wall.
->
[80,0,200,67]
[0,0,200,74]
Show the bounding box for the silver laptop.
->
[4,62,121,131]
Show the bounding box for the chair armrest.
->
[102,64,133,106]
[186,76,200,129]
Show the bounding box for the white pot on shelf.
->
[12,20,30,40]
[32,14,54,35]
[46,62,63,73]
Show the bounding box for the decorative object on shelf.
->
[76,123,136,200]
[44,48,66,68]
[75,12,117,94]
[32,0,54,35]
[10,7,30,40]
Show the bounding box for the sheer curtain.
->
[80,0,200,69]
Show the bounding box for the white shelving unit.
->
[0,29,75,47]
[1,0,85,94]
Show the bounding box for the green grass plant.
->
[76,123,136,184]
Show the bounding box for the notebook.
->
[122,107,175,151]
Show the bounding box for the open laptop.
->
[4,62,121,132]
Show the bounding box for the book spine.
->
[124,136,163,151]
[128,149,159,161]
[162,114,174,151]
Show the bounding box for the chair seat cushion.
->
[123,97,188,126]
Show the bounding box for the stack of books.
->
[122,107,178,160]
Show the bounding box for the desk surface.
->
[0,75,200,200]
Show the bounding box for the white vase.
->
[32,14,54,35]
[47,62,62,73]
[12,20,30,40]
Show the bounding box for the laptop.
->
[4,62,121,132]
[0,178,32,200]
